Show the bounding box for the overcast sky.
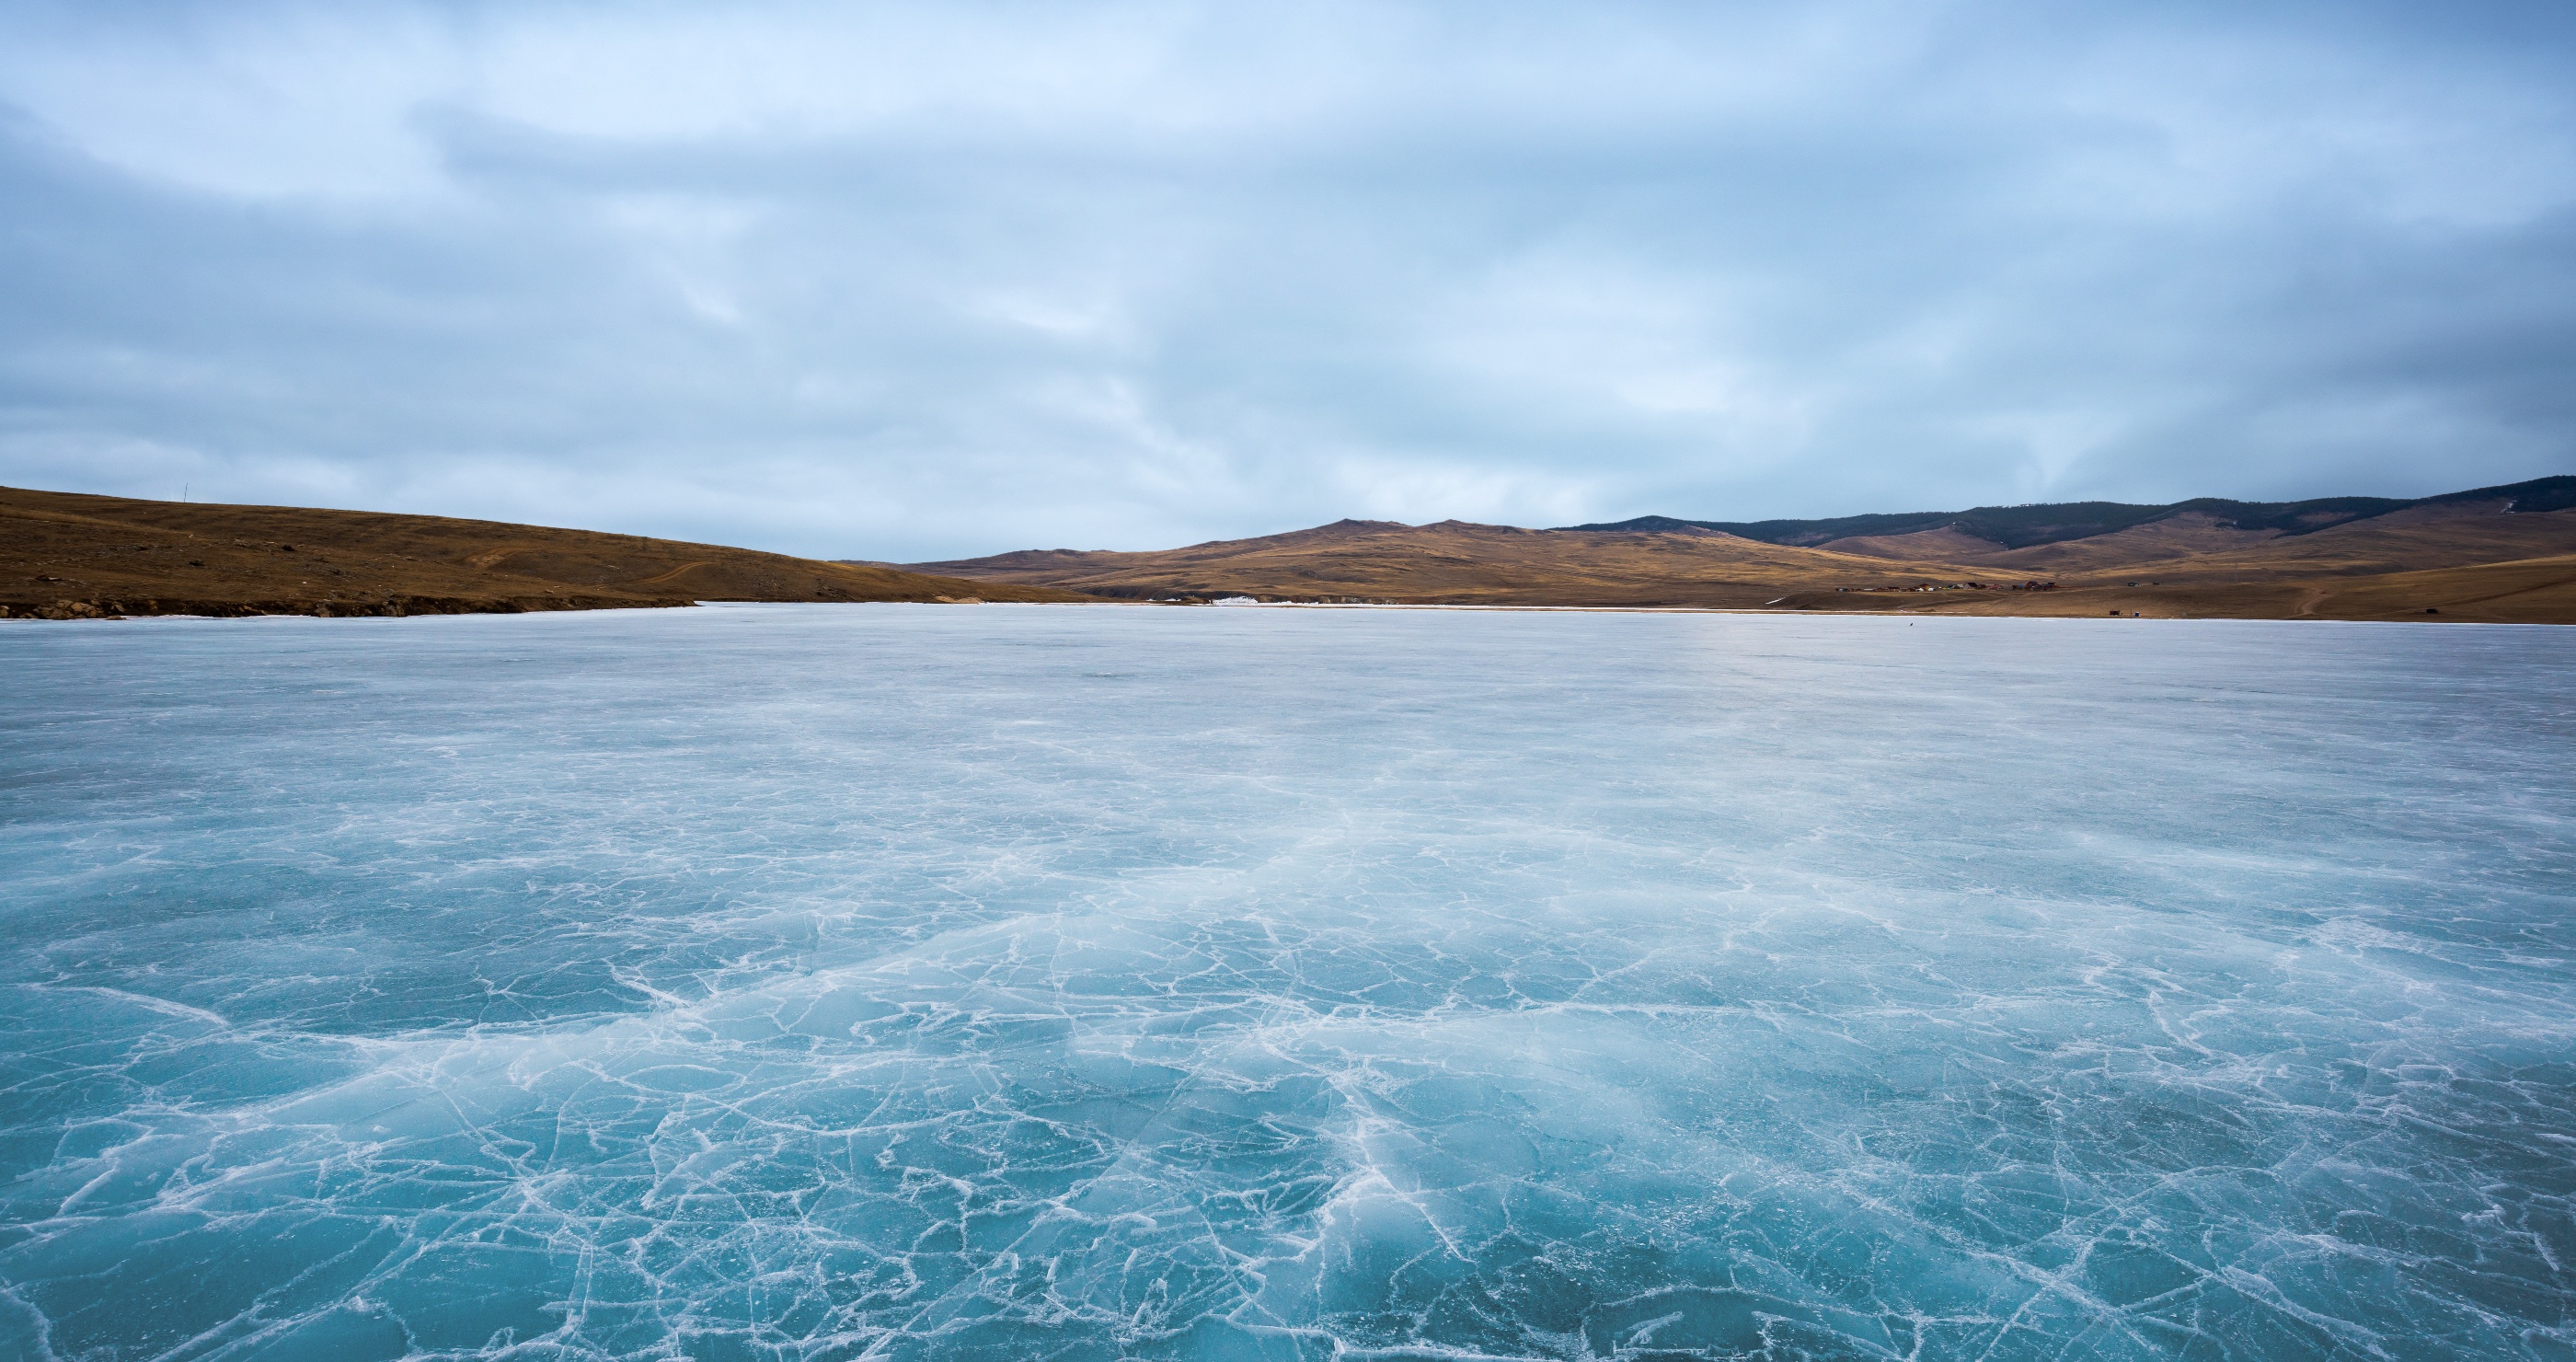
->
[3,1,2571,560]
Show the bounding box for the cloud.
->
[0,0,2571,559]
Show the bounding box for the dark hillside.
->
[1559,476,2574,549]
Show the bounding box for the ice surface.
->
[1,605,2571,1360]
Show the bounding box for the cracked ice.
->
[1,605,2571,1360]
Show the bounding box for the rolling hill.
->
[1,485,1088,619]
[17,475,2570,624]
[910,476,2576,623]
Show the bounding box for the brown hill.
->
[1,485,1087,619]
[916,518,1955,608]
[913,495,2576,623]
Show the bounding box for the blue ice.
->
[2,605,2571,1359]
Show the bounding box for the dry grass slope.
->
[17,481,2568,624]
[915,501,2576,622]
[2,486,1088,619]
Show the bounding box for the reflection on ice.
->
[2,607,2572,1359]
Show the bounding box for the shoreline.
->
[6,597,2561,626]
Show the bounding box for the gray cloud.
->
[2,0,2571,559]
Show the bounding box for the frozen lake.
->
[2,605,2572,1360]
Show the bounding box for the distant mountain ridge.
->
[1558,475,2576,550]
[913,473,2576,621]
